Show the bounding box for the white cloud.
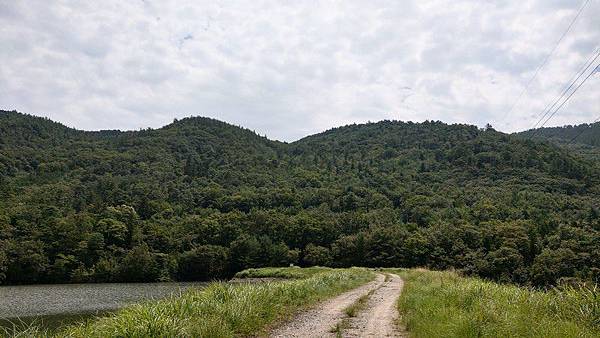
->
[0,0,598,141]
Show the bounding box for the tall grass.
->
[8,267,373,338]
[0,322,51,338]
[394,269,600,338]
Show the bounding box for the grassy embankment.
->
[233,266,331,279]
[394,269,600,338]
[4,267,373,338]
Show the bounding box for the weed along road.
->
[270,273,407,337]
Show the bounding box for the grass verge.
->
[393,269,600,338]
[6,267,373,338]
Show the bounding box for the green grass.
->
[234,266,331,279]
[5,267,373,338]
[0,323,50,338]
[393,269,600,338]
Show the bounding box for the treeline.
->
[0,110,599,286]
[2,202,598,286]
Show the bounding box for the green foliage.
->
[531,248,578,286]
[518,123,600,163]
[228,235,262,273]
[1,110,599,286]
[519,122,600,147]
[0,247,6,283]
[178,245,229,281]
[4,240,48,284]
[303,244,332,266]
[395,269,600,338]
[93,257,119,282]
[118,244,160,282]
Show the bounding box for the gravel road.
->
[342,273,406,337]
[269,272,407,337]
[269,274,385,338]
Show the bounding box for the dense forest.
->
[1,110,599,287]
[517,122,600,163]
[518,122,600,147]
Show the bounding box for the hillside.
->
[518,122,600,147]
[0,110,599,286]
[517,122,600,164]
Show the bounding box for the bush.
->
[118,244,159,282]
[303,244,332,266]
[177,245,229,281]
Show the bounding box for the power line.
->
[529,47,600,131]
[499,0,591,125]
[526,49,600,141]
[533,63,599,134]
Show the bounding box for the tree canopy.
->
[1,110,599,286]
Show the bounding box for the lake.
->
[0,282,206,331]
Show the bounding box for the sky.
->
[1,0,599,142]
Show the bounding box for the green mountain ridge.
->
[517,122,600,147]
[516,122,600,164]
[0,110,599,286]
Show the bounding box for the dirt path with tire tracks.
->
[269,272,406,337]
[269,274,385,338]
[342,273,406,337]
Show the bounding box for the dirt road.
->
[269,272,406,337]
[269,274,385,338]
[342,273,406,337]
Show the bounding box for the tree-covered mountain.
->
[517,122,600,164]
[1,110,599,286]
[518,122,600,147]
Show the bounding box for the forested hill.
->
[518,122,600,147]
[1,110,599,287]
[516,123,600,163]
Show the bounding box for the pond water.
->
[0,282,206,331]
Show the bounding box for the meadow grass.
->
[4,267,373,338]
[393,269,600,338]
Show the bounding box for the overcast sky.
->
[1,1,598,141]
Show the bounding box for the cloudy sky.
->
[1,0,598,141]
